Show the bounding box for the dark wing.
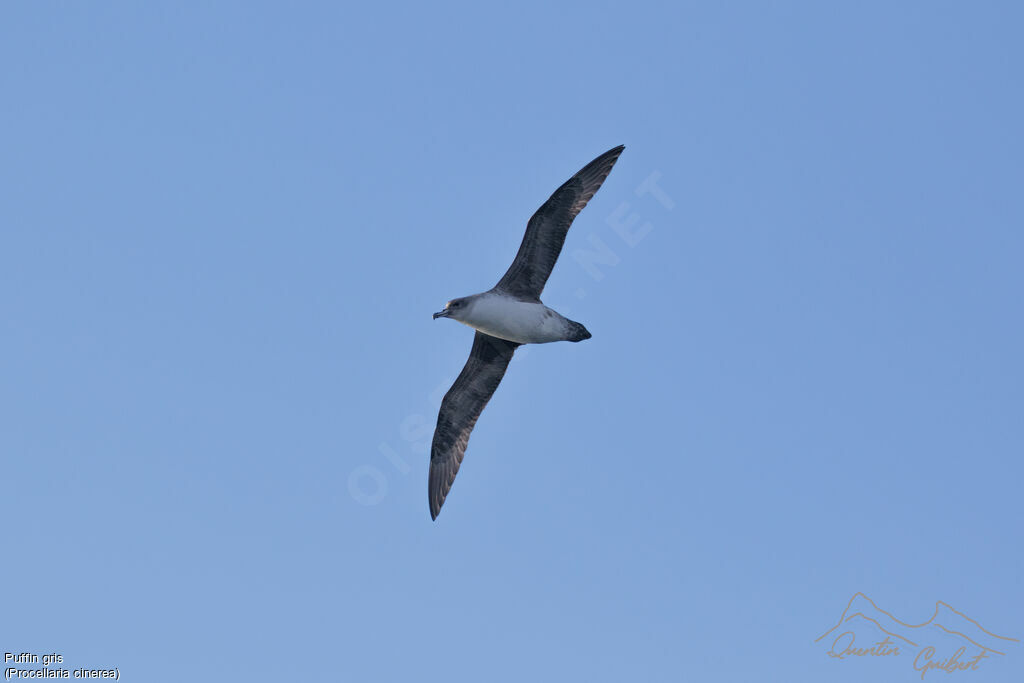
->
[429,331,520,520]
[494,145,625,301]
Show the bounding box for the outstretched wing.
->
[494,145,625,301]
[429,332,520,520]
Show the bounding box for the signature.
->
[816,593,1017,678]
[827,632,901,658]
[913,647,991,679]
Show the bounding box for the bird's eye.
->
[453,301,461,308]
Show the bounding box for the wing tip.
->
[582,145,626,181]
[428,472,444,520]
[429,490,443,520]
[428,460,452,520]
[604,144,626,159]
[592,145,625,167]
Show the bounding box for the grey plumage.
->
[495,145,625,302]
[429,332,519,520]
[429,145,624,519]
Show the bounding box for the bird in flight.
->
[429,145,625,519]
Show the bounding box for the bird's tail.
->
[566,320,592,342]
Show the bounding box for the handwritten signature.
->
[825,631,993,678]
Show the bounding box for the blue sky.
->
[2,2,1022,681]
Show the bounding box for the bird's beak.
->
[433,310,449,320]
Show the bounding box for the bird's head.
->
[433,297,469,322]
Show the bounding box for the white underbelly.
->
[461,296,565,344]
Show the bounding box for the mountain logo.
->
[815,593,1019,678]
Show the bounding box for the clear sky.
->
[2,2,1022,682]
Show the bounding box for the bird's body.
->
[444,291,590,344]
[429,145,624,519]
